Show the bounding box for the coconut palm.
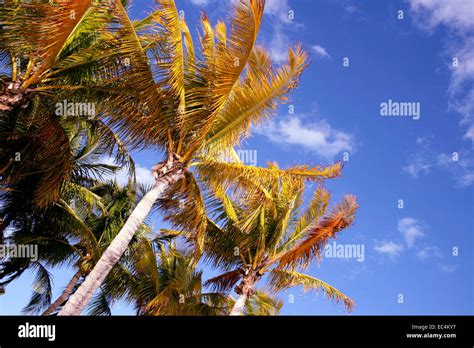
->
[0,0,150,207]
[95,238,282,316]
[0,179,149,315]
[0,0,147,112]
[59,0,345,315]
[0,111,136,315]
[199,164,358,315]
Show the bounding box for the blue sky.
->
[1,0,473,315]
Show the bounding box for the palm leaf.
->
[275,195,359,269]
[268,269,354,312]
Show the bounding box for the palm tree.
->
[0,180,149,315]
[0,109,136,315]
[59,0,345,315]
[0,0,149,207]
[123,242,231,316]
[0,0,144,112]
[95,238,282,315]
[200,164,358,315]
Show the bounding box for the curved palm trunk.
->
[58,166,184,316]
[229,271,258,316]
[42,270,82,316]
[229,293,248,316]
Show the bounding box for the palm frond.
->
[204,269,241,293]
[276,195,359,269]
[22,263,53,315]
[205,44,308,151]
[268,269,354,312]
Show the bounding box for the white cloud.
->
[408,0,474,32]
[374,241,404,257]
[448,38,474,94]
[439,263,457,273]
[459,172,474,186]
[312,45,331,60]
[268,25,291,63]
[264,0,292,23]
[416,246,441,260]
[398,218,424,248]
[437,152,474,187]
[407,0,474,143]
[188,0,209,6]
[402,156,432,177]
[260,116,355,159]
[263,0,302,62]
[403,140,474,187]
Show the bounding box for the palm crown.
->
[201,164,358,314]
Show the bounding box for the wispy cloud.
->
[374,241,404,257]
[437,151,474,187]
[263,0,303,62]
[439,264,458,273]
[259,116,355,159]
[408,0,474,32]
[312,45,331,60]
[416,246,441,260]
[403,155,432,177]
[264,0,292,24]
[398,217,425,248]
[403,138,474,187]
[187,0,209,6]
[344,4,359,15]
[268,24,291,63]
[407,0,474,143]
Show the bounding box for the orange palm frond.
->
[275,195,359,269]
[19,0,93,88]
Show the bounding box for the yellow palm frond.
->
[195,158,343,191]
[205,44,308,151]
[100,1,172,149]
[268,269,354,312]
[182,0,265,159]
[153,0,187,107]
[200,14,215,63]
[281,186,331,250]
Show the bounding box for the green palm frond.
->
[244,290,283,316]
[22,263,53,315]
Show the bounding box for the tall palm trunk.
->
[229,293,249,316]
[229,271,258,316]
[42,270,82,316]
[59,160,184,315]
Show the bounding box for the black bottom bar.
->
[0,316,472,347]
